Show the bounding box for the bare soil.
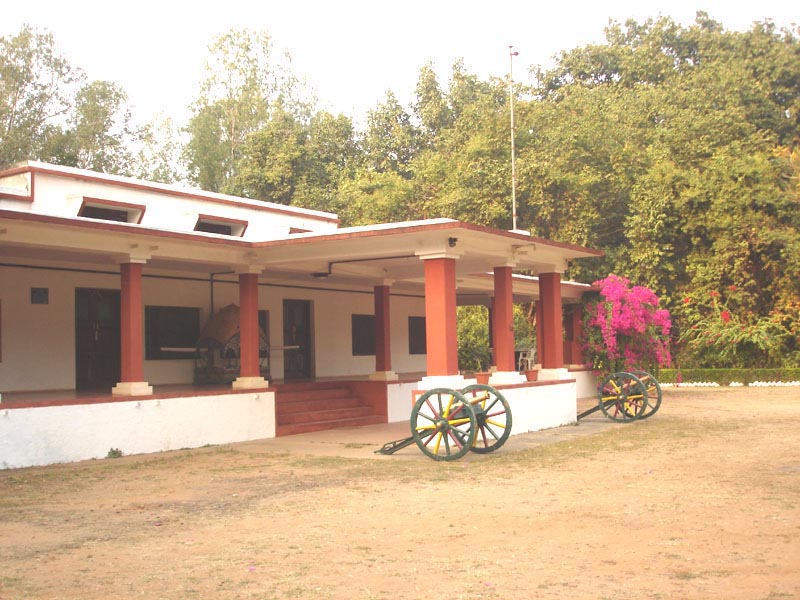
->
[1,387,798,599]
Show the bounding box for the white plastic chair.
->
[518,349,536,371]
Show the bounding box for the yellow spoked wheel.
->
[630,370,663,419]
[411,388,477,461]
[598,372,648,422]
[461,384,512,454]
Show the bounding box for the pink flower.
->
[721,310,731,324]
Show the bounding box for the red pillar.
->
[113,261,151,396]
[535,300,544,366]
[423,258,458,376]
[120,262,144,383]
[492,266,515,372]
[374,285,392,372]
[539,272,564,369]
[238,273,260,378]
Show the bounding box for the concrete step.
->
[277,386,353,403]
[276,414,386,436]
[278,395,364,415]
[278,406,374,425]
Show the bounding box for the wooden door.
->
[75,288,121,390]
[282,299,312,381]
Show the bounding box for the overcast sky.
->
[3,0,797,128]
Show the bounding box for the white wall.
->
[387,381,420,423]
[1,262,429,391]
[503,382,578,434]
[0,391,275,469]
[388,379,577,435]
[571,369,598,399]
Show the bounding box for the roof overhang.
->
[0,211,602,300]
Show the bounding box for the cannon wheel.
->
[411,388,477,461]
[630,370,663,419]
[461,384,512,454]
[598,372,648,422]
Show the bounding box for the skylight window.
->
[78,197,145,224]
[194,215,247,237]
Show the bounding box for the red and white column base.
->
[232,376,269,390]
[112,381,153,396]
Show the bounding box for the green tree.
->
[184,29,306,193]
[362,91,419,177]
[43,80,134,174]
[0,25,80,166]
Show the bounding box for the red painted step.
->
[274,382,385,436]
[276,414,385,436]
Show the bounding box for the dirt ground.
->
[1,387,798,600]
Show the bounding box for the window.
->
[194,214,248,237]
[258,310,270,358]
[408,316,427,355]
[352,314,375,356]
[145,306,200,359]
[78,197,145,223]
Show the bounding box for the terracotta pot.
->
[475,372,491,384]
[524,369,539,382]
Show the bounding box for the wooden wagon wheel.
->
[598,372,648,422]
[630,370,663,419]
[411,388,477,461]
[461,384,512,454]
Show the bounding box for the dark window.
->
[195,221,233,235]
[79,205,130,222]
[258,310,270,358]
[408,316,427,355]
[145,306,200,359]
[352,314,375,356]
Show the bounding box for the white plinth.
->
[369,370,399,381]
[537,368,572,381]
[232,376,269,390]
[489,371,527,385]
[419,374,467,390]
[111,381,153,396]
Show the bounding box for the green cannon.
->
[578,370,663,422]
[376,384,512,461]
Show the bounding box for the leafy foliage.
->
[677,287,791,368]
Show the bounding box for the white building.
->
[0,161,600,468]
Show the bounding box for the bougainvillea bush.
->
[583,274,672,375]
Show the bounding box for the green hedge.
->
[659,368,800,385]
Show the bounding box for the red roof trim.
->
[254,221,604,257]
[0,208,252,247]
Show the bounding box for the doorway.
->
[75,288,121,390]
[283,299,312,381]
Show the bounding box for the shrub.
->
[583,274,672,375]
[678,287,787,368]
